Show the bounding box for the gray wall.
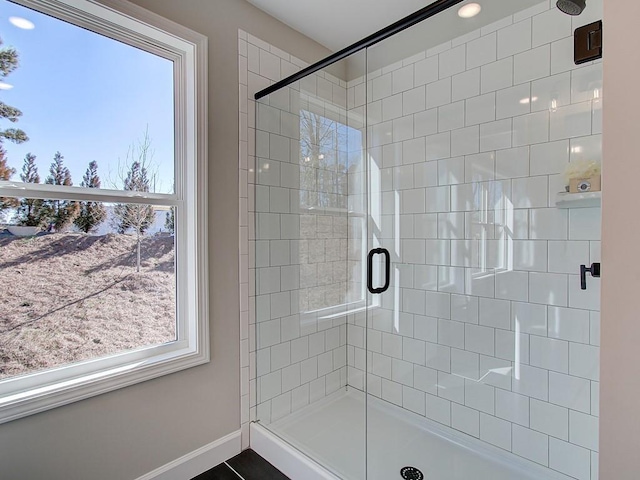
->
[601,0,640,478]
[0,1,330,479]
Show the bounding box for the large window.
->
[0,0,207,423]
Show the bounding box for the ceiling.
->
[247,0,547,54]
[247,0,546,79]
[246,0,446,52]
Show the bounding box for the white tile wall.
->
[344,2,601,478]
[497,19,532,59]
[452,402,480,437]
[514,45,551,84]
[549,438,592,480]
[495,389,530,427]
[242,33,354,443]
[513,424,549,466]
[245,0,601,476]
[530,398,569,440]
[480,412,512,450]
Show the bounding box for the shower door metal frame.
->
[254,0,465,101]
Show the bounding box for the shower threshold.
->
[252,389,576,480]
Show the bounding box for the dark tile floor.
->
[193,449,290,480]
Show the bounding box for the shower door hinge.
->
[580,262,601,290]
[575,20,603,65]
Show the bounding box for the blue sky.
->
[0,0,175,193]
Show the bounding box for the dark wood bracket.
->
[575,20,603,65]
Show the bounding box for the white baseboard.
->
[136,429,241,480]
[250,423,340,480]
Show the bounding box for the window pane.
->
[0,0,175,194]
[0,199,176,380]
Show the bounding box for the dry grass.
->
[0,232,175,379]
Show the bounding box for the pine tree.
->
[114,161,155,233]
[0,146,18,214]
[20,153,38,183]
[16,153,46,226]
[0,37,27,145]
[74,161,106,233]
[44,152,79,231]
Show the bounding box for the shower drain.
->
[400,466,424,480]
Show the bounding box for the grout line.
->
[224,461,247,480]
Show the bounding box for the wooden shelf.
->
[555,191,602,209]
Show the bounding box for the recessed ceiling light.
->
[9,16,35,30]
[0,82,13,90]
[458,3,482,18]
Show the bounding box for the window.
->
[0,0,208,423]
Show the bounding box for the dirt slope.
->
[0,232,175,379]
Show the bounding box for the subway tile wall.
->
[241,0,602,478]
[344,1,602,479]
[241,31,357,432]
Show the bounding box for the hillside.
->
[0,232,175,379]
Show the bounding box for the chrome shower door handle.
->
[367,248,390,294]
[580,262,601,290]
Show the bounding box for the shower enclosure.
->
[251,0,602,478]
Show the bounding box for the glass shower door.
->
[253,1,602,478]
[363,1,602,479]
[253,52,369,479]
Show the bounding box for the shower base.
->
[252,388,574,480]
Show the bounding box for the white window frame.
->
[0,0,208,424]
